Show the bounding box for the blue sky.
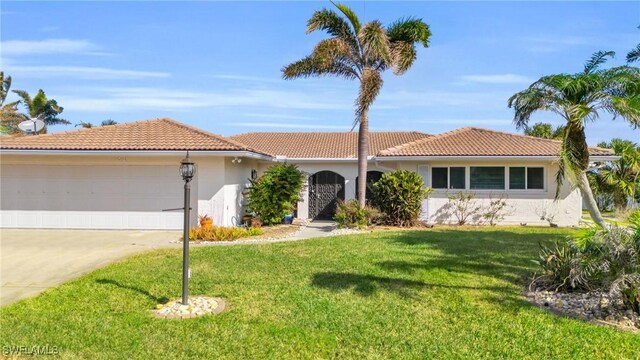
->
[1,1,638,145]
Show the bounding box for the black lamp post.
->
[179,152,196,305]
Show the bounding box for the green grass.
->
[1,227,639,359]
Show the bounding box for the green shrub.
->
[246,163,305,225]
[334,199,384,229]
[371,170,431,227]
[535,221,640,313]
[188,226,263,241]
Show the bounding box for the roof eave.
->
[0,149,274,161]
[376,154,619,161]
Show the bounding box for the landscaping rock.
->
[526,290,639,332]
[152,296,227,319]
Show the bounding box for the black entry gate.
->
[309,171,345,220]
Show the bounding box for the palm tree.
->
[12,89,70,133]
[101,119,118,126]
[282,2,431,207]
[597,139,640,210]
[508,51,640,228]
[0,72,26,135]
[523,122,565,139]
[76,121,94,128]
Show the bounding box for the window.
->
[432,167,448,189]
[509,167,544,190]
[527,167,544,189]
[470,167,505,189]
[431,167,465,189]
[450,167,465,189]
[509,167,526,189]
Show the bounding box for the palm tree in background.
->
[596,139,640,210]
[508,51,640,228]
[11,89,70,134]
[628,44,640,64]
[523,122,565,139]
[0,72,25,135]
[282,2,431,207]
[101,119,118,126]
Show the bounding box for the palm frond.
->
[11,90,32,115]
[306,8,359,55]
[388,40,416,75]
[282,55,358,80]
[358,21,391,65]
[387,17,431,48]
[331,1,361,33]
[627,44,640,63]
[354,68,383,126]
[0,72,11,105]
[584,50,615,74]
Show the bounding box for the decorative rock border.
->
[526,289,639,332]
[152,296,228,319]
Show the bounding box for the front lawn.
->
[1,227,638,358]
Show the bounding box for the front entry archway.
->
[308,171,345,220]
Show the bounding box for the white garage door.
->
[0,164,195,229]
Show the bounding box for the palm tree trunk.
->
[577,171,608,228]
[357,112,369,208]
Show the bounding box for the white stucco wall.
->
[0,154,244,229]
[257,161,395,220]
[0,154,202,229]
[395,160,581,227]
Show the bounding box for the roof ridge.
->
[0,118,156,143]
[157,118,264,153]
[378,127,469,155]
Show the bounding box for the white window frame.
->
[431,166,466,190]
[507,166,545,191]
[426,165,547,192]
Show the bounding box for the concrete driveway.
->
[0,229,180,306]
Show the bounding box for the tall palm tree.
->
[12,89,70,133]
[508,51,640,228]
[282,2,431,207]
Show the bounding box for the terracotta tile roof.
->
[378,127,614,157]
[229,131,432,158]
[0,118,261,153]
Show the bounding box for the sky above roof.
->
[2,1,638,145]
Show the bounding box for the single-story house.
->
[0,118,615,229]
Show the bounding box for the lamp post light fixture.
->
[179,151,196,305]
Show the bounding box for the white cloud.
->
[5,66,169,79]
[459,74,532,84]
[241,113,318,121]
[210,74,282,83]
[377,90,511,109]
[407,118,512,126]
[55,86,352,112]
[1,38,102,55]
[231,122,349,130]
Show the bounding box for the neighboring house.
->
[0,118,615,229]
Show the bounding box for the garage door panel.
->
[1,164,193,230]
